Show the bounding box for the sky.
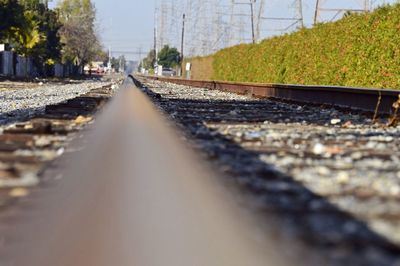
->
[51,0,157,61]
[93,0,156,61]
[50,0,397,61]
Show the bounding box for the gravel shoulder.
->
[0,79,117,125]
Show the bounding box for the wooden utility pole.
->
[154,18,158,69]
[314,0,320,25]
[180,13,185,76]
[181,13,185,59]
[250,0,256,44]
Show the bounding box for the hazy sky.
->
[94,0,156,60]
[51,0,157,60]
[50,0,396,61]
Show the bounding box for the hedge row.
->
[207,4,400,89]
[183,56,214,80]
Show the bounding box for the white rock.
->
[336,172,350,184]
[330,118,341,125]
[313,143,326,155]
[351,152,363,160]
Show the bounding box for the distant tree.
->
[158,45,181,68]
[110,55,126,72]
[94,49,108,65]
[58,0,101,73]
[141,49,156,70]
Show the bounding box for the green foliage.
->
[141,49,156,70]
[158,45,181,68]
[58,0,101,68]
[12,10,44,54]
[38,7,63,64]
[0,0,25,42]
[210,3,400,89]
[0,0,104,76]
[0,0,62,73]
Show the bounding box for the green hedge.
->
[211,4,400,89]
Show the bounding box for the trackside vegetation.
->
[0,0,106,76]
[192,3,400,89]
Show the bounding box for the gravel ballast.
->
[0,80,114,125]
[140,77,400,266]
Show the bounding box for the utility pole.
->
[154,1,158,70]
[228,0,236,46]
[250,0,256,44]
[108,47,112,73]
[181,13,186,76]
[255,0,265,42]
[314,0,320,25]
[154,26,157,67]
[158,0,169,50]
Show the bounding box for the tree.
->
[0,0,62,75]
[0,0,25,43]
[58,0,101,72]
[0,0,101,76]
[158,45,181,68]
[110,55,126,72]
[39,8,63,65]
[12,10,45,57]
[141,49,156,70]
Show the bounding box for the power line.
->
[314,0,370,25]
[151,0,392,59]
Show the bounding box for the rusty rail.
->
[141,75,400,114]
[2,77,290,266]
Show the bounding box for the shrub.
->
[205,3,400,89]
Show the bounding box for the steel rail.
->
[141,75,400,115]
[2,77,290,266]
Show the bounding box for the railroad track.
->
[1,75,400,265]
[135,75,400,265]
[0,77,289,266]
[143,75,400,117]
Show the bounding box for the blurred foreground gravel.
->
[0,77,119,201]
[140,77,400,266]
